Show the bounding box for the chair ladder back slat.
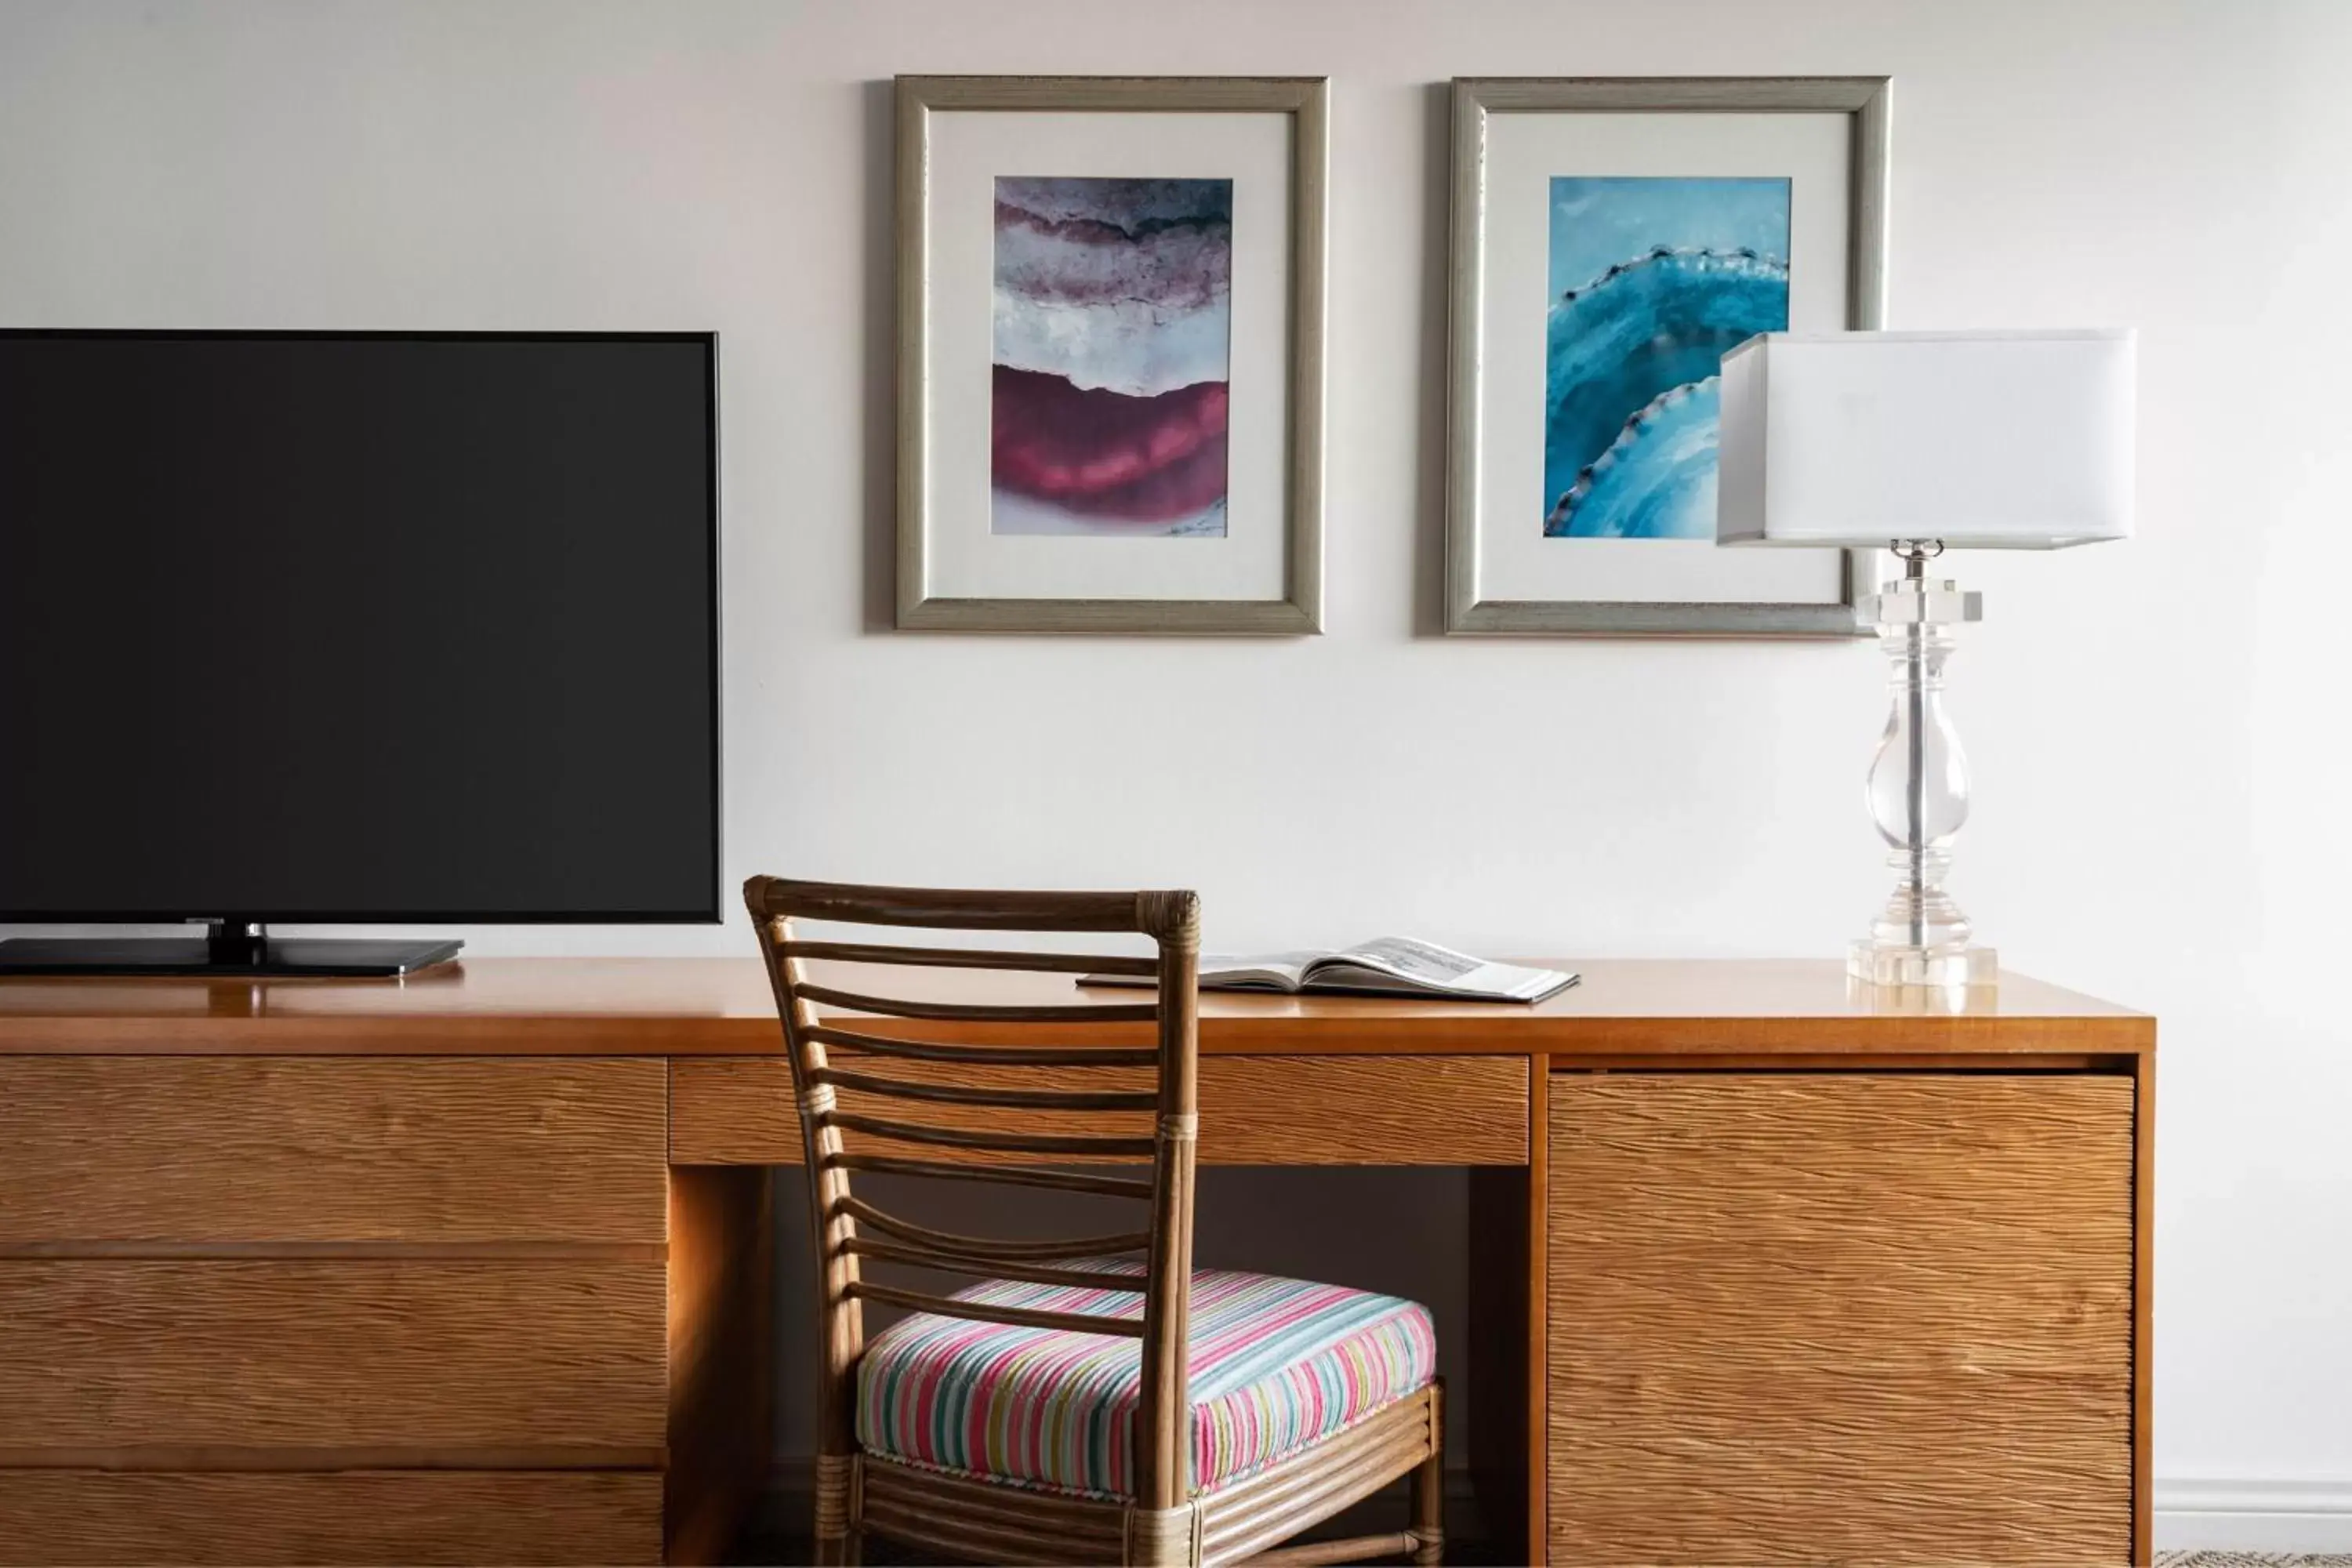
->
[819,1110,1160,1160]
[792,981,1161,1025]
[780,939,1159,977]
[848,1279,1150,1338]
[834,1193,1152,1262]
[845,1237,1149,1294]
[823,1152,1155,1200]
[810,1064,1161,1114]
[806,1022,1161,1069]
[747,878,1153,932]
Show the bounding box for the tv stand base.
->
[0,924,462,977]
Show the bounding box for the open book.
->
[1083,937,1577,1004]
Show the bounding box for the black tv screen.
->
[0,330,720,923]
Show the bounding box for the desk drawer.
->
[0,1471,664,1566]
[1545,1073,2133,1566]
[0,1058,666,1243]
[0,1259,666,1454]
[669,1054,1530,1165]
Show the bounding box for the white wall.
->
[4,0,2348,1545]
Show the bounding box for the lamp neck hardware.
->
[1887,539,1947,581]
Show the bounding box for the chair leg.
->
[813,1451,858,1566]
[814,1519,862,1565]
[1125,1501,1205,1566]
[1410,1382,1445,1566]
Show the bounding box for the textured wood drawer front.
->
[0,1260,666,1450]
[0,1471,663,1566]
[0,1057,666,1243]
[1546,1073,2134,1566]
[670,1054,1529,1165]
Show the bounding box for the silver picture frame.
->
[895,75,1329,634]
[1444,76,1891,636]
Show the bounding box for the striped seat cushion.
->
[855,1266,1436,1499]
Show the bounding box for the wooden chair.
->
[745,877,1444,1567]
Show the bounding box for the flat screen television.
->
[0,330,720,975]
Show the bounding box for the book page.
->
[1312,938,1573,1001]
[1319,937,1485,985]
[1200,952,1321,990]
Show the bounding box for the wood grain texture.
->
[666,1165,775,1566]
[0,1446,664,1470]
[818,959,2151,1057]
[0,1057,666,1243]
[669,1054,1529,1166]
[0,1242,668,1261]
[0,957,2148,1056]
[0,1260,666,1451]
[2133,1048,2157,1565]
[0,1471,663,1566]
[1546,1073,2135,1566]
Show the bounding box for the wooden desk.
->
[0,958,2151,1566]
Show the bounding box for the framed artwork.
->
[1445,77,1891,635]
[895,76,1328,633]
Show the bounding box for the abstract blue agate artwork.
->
[1543,177,1790,539]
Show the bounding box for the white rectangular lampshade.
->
[1716,329,2136,549]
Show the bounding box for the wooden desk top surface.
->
[0,956,2151,1056]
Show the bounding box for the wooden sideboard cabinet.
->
[1544,1073,2135,1564]
[0,978,775,1568]
[0,958,2150,1566]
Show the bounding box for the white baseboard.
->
[2157,1479,2352,1552]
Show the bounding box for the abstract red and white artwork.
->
[989,177,1233,537]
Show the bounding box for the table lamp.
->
[1717,328,2136,987]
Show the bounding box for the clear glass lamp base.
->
[1848,939,1998,988]
[1849,549,1997,993]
